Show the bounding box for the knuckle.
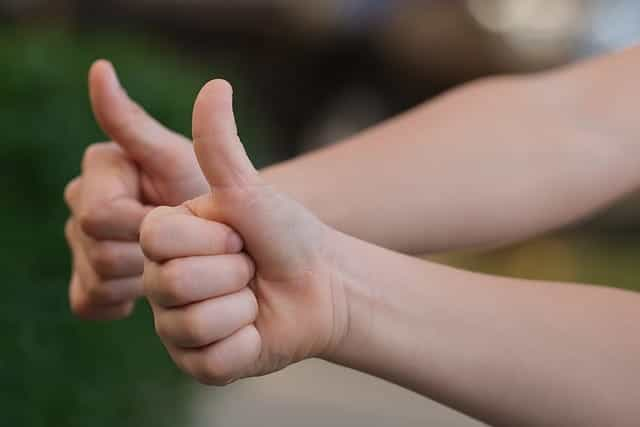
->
[87,242,120,277]
[69,291,90,318]
[78,204,111,237]
[70,277,133,318]
[196,355,235,386]
[81,143,110,169]
[70,302,97,320]
[167,350,190,374]
[237,254,256,283]
[154,316,171,341]
[139,207,174,260]
[156,261,185,304]
[85,279,120,305]
[64,178,80,206]
[139,221,161,260]
[181,310,210,347]
[196,372,233,386]
[245,288,259,319]
[82,142,123,171]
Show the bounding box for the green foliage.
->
[0,27,272,426]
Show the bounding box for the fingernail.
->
[227,232,244,253]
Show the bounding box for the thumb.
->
[192,79,259,189]
[88,60,190,171]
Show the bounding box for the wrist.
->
[317,229,429,366]
[316,231,371,363]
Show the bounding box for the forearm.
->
[264,48,640,254]
[326,232,640,426]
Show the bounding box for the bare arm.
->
[264,47,640,254]
[69,47,640,318]
[142,80,640,427]
[328,231,640,426]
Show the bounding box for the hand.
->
[141,80,349,384]
[64,60,208,319]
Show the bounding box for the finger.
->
[68,220,144,301]
[84,238,146,279]
[153,287,258,349]
[64,176,81,207]
[166,324,261,385]
[79,198,152,241]
[192,79,260,189]
[79,142,149,240]
[69,273,135,320]
[68,223,137,320]
[80,274,144,305]
[89,60,191,173]
[144,253,255,307]
[69,214,145,278]
[140,206,243,262]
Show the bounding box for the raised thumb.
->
[192,79,259,189]
[88,60,190,171]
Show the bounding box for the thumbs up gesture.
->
[64,61,208,319]
[140,81,348,384]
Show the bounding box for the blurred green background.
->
[2,1,640,426]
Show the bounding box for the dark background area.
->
[2,1,640,425]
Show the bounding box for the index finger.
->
[79,142,148,240]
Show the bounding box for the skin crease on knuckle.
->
[162,343,228,386]
[85,278,121,305]
[179,307,213,348]
[77,256,133,305]
[168,288,258,348]
[196,365,234,386]
[195,325,262,386]
[153,254,255,307]
[194,347,236,386]
[77,143,145,240]
[70,273,134,319]
[153,312,171,343]
[68,218,141,306]
[78,203,114,238]
[234,253,256,289]
[87,241,122,278]
[74,298,134,321]
[156,259,187,306]
[140,209,241,262]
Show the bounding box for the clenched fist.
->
[141,80,349,384]
[64,60,208,319]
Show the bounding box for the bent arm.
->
[326,232,640,426]
[264,47,640,254]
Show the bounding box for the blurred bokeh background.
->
[2,1,640,426]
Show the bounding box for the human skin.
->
[64,61,208,319]
[140,80,640,426]
[66,45,640,319]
